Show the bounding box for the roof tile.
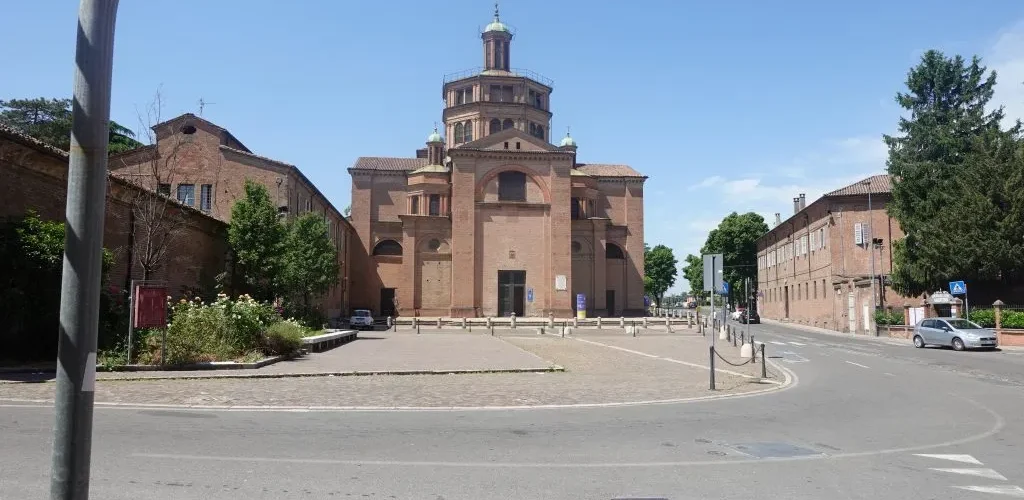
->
[575,163,645,178]
[825,174,892,197]
[351,157,428,171]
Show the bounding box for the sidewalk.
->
[760,318,1024,351]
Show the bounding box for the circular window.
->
[428,239,442,251]
[571,241,582,254]
[181,125,197,135]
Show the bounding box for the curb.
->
[0,363,792,412]
[5,365,567,383]
[0,354,294,375]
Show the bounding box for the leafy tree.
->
[681,253,704,297]
[699,212,768,301]
[0,97,142,153]
[885,50,1024,295]
[282,213,339,309]
[644,244,678,307]
[229,180,286,302]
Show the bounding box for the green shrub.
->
[263,320,304,356]
[164,299,235,364]
[967,308,996,327]
[874,310,905,326]
[1003,310,1024,329]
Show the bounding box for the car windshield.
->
[354,310,371,317]
[945,319,982,329]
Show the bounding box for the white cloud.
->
[689,175,724,190]
[988,20,1024,127]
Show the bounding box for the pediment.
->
[457,127,560,152]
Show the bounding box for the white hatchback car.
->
[348,309,375,330]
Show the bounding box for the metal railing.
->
[442,67,555,87]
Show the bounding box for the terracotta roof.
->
[575,163,645,178]
[825,174,892,197]
[410,164,449,174]
[0,123,69,159]
[350,157,428,171]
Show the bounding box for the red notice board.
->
[133,285,168,329]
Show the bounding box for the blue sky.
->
[5,1,1024,293]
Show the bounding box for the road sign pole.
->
[51,2,120,499]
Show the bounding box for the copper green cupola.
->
[482,2,512,71]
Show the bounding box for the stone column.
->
[593,219,607,315]
[903,303,912,326]
[994,300,1004,345]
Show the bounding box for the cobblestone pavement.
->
[0,332,784,408]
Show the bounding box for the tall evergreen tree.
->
[885,50,1024,295]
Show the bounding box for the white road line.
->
[769,341,787,345]
[953,485,1024,497]
[788,341,807,346]
[914,454,983,465]
[845,361,870,369]
[930,468,1007,480]
[573,338,775,382]
[884,373,895,377]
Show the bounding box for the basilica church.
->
[348,7,646,318]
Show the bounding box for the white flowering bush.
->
[158,294,282,364]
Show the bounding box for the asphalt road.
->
[3,321,1024,499]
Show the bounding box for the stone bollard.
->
[740,341,753,358]
[510,312,517,329]
[387,316,393,329]
[572,317,578,328]
[537,327,545,335]
[486,317,492,328]
[412,317,418,328]
[643,317,648,328]
[548,312,555,328]
[461,317,467,329]
[619,316,625,328]
[688,314,693,329]
[597,317,602,329]
[665,317,672,333]
[437,317,442,329]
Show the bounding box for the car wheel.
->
[952,337,965,351]
[913,335,925,348]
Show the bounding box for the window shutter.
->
[854,223,864,245]
[810,231,816,251]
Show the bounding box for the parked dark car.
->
[740,309,760,324]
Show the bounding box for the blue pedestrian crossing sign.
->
[722,282,730,294]
[949,281,967,295]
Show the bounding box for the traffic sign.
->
[702,253,724,292]
[949,281,967,295]
[722,282,730,294]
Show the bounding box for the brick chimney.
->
[799,193,806,211]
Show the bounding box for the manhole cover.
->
[724,442,823,459]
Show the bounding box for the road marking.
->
[915,453,983,465]
[769,341,787,345]
[572,338,777,382]
[845,361,870,369]
[884,373,895,377]
[953,485,1024,497]
[788,341,807,346]
[780,351,809,363]
[931,468,1007,480]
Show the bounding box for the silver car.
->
[912,317,998,351]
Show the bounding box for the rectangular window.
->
[410,196,419,215]
[158,183,171,196]
[854,223,864,245]
[176,184,195,206]
[200,184,213,212]
[498,171,527,201]
[428,194,441,216]
[814,281,817,299]
[810,231,816,251]
[501,85,513,102]
[489,85,501,102]
[820,228,826,249]
[305,198,312,213]
[571,197,581,220]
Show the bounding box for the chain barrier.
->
[712,346,755,366]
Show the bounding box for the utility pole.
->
[50,1,120,499]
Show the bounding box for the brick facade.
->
[347,12,647,318]
[1,125,227,299]
[756,175,907,332]
[109,114,355,318]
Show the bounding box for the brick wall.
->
[1,129,228,301]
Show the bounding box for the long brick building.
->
[110,114,356,318]
[755,175,905,332]
[348,8,646,318]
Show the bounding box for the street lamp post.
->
[50,1,120,499]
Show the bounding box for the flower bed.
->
[99,294,321,368]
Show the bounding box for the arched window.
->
[502,119,514,130]
[463,120,473,142]
[529,123,536,136]
[454,122,464,144]
[606,243,625,259]
[535,125,544,140]
[489,119,501,135]
[372,240,403,256]
[498,171,526,201]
